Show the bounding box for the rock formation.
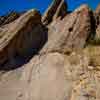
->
[41,5,93,54]
[0,9,47,65]
[0,11,20,26]
[94,4,100,39]
[0,0,100,100]
[42,0,67,25]
[19,52,99,100]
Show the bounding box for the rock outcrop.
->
[0,9,47,65]
[94,4,100,39]
[95,4,100,15]
[1,51,99,100]
[42,0,67,25]
[0,0,100,100]
[41,5,92,54]
[19,52,99,100]
[0,11,20,26]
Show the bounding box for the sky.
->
[0,0,100,15]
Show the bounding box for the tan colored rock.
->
[53,0,67,20]
[41,5,92,54]
[0,9,47,65]
[96,25,100,39]
[0,11,20,26]
[42,0,67,25]
[95,4,100,15]
[0,3,99,100]
[94,5,100,26]
[0,51,100,100]
[12,51,98,100]
[94,4,100,39]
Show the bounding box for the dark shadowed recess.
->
[0,25,48,71]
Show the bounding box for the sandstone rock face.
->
[41,5,92,54]
[0,51,99,100]
[95,4,100,15]
[0,1,100,100]
[0,11,20,26]
[96,25,100,39]
[0,9,47,65]
[94,4,100,39]
[42,0,67,25]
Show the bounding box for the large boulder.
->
[0,9,47,65]
[41,5,93,54]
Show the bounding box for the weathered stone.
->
[96,25,100,39]
[41,5,92,54]
[94,4,100,39]
[0,2,100,100]
[42,0,67,25]
[0,11,20,26]
[95,4,100,15]
[8,51,98,100]
[0,9,47,65]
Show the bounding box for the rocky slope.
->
[41,5,93,54]
[0,0,100,100]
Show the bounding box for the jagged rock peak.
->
[42,0,67,25]
[74,4,91,12]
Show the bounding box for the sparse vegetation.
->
[88,38,100,45]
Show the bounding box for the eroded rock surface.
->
[41,5,92,54]
[17,52,99,100]
[0,9,47,65]
[0,11,20,26]
[42,0,67,25]
[0,1,100,100]
[94,4,100,39]
[0,51,99,100]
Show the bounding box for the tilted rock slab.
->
[0,9,46,65]
[42,0,67,25]
[41,5,92,54]
[0,4,99,100]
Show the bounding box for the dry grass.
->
[84,45,100,66]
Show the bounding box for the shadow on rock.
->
[0,25,48,71]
